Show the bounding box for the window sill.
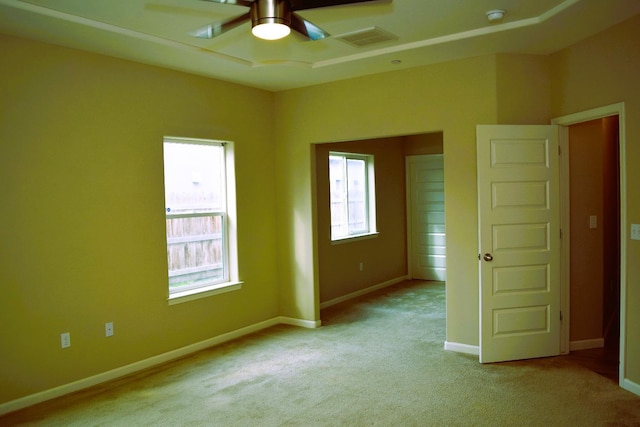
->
[331,232,379,245]
[168,281,243,305]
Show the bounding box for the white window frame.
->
[163,136,241,305]
[329,151,377,243]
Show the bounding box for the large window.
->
[163,137,239,302]
[329,152,376,241]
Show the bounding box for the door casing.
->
[552,102,628,389]
[475,104,628,389]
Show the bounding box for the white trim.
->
[164,136,229,145]
[0,316,316,416]
[0,0,579,72]
[224,141,240,286]
[314,0,580,69]
[444,341,479,356]
[0,0,254,67]
[278,316,322,329]
[330,232,379,245]
[319,275,409,309]
[328,152,377,242]
[168,282,242,305]
[558,126,571,355]
[622,378,640,397]
[551,104,622,125]
[569,338,605,351]
[552,102,627,391]
[162,138,240,302]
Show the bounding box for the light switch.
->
[631,224,640,241]
[589,215,597,229]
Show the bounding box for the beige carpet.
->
[2,280,640,426]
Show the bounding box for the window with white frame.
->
[329,152,376,241]
[163,137,238,300]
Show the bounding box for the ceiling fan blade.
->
[190,12,251,39]
[290,0,381,12]
[199,0,254,7]
[145,4,224,19]
[290,13,330,41]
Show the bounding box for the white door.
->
[408,155,445,281]
[477,125,561,363]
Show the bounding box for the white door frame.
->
[551,102,628,390]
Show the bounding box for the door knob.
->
[483,253,493,262]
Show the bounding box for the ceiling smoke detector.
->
[486,9,506,23]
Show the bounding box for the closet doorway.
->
[407,154,445,281]
[405,131,445,281]
[565,115,621,382]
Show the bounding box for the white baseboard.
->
[569,338,605,351]
[0,316,316,416]
[444,341,479,356]
[278,316,321,329]
[319,275,410,309]
[622,377,640,397]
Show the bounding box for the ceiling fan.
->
[191,0,384,41]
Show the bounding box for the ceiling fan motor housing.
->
[252,0,292,27]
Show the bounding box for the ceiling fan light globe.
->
[252,23,291,40]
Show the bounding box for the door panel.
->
[409,155,445,281]
[478,125,560,363]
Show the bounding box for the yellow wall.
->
[568,119,606,341]
[495,54,551,124]
[404,132,444,156]
[567,117,620,343]
[275,55,499,345]
[0,35,280,403]
[315,133,444,304]
[3,11,640,407]
[550,13,640,383]
[315,137,408,303]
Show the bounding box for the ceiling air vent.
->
[335,27,397,48]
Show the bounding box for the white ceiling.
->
[1,0,639,91]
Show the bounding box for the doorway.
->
[407,154,445,281]
[565,116,620,382]
[315,132,443,307]
[553,103,627,387]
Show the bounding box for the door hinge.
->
[560,311,563,322]
[560,229,563,239]
[558,145,562,155]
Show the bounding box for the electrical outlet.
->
[61,332,71,349]
[359,261,364,271]
[105,322,114,337]
[631,224,640,241]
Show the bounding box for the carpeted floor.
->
[2,280,640,426]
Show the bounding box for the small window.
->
[163,137,239,301]
[329,152,376,241]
